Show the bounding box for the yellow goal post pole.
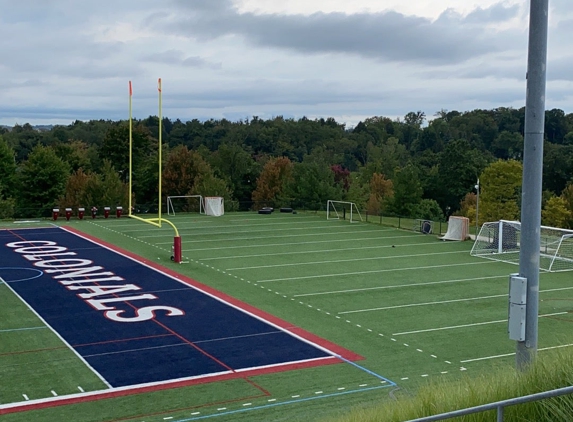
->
[127,79,182,262]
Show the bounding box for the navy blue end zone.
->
[0,227,361,391]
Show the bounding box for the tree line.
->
[1,107,573,228]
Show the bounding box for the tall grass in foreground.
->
[328,350,573,421]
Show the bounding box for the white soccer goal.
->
[166,195,204,216]
[440,216,470,241]
[326,200,363,223]
[204,196,224,217]
[471,220,573,272]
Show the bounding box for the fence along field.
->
[1,211,573,422]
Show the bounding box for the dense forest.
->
[1,107,573,228]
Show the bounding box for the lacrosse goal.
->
[166,195,204,216]
[326,200,363,223]
[440,216,470,241]
[204,196,224,217]
[470,220,573,272]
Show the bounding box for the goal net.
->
[440,216,470,241]
[204,197,224,217]
[166,195,204,216]
[326,200,363,223]
[470,220,573,272]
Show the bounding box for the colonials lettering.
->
[6,240,184,322]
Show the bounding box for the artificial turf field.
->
[1,211,573,422]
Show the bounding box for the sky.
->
[0,0,572,128]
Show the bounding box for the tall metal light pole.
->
[516,0,548,370]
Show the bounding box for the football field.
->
[1,211,573,421]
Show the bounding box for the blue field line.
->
[335,355,397,386]
[173,385,394,421]
[0,326,48,333]
[0,268,44,283]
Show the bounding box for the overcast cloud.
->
[0,0,571,127]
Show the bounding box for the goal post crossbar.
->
[166,195,204,216]
[326,200,363,223]
[471,220,573,272]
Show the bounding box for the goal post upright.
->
[127,79,182,263]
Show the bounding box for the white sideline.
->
[226,251,468,271]
[257,261,496,283]
[392,312,568,336]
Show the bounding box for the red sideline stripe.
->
[0,357,338,415]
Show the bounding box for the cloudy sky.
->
[0,0,572,127]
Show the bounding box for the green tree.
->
[414,199,444,221]
[210,143,257,204]
[100,123,154,181]
[436,139,492,214]
[16,145,71,217]
[479,160,522,222]
[285,153,342,210]
[387,164,423,217]
[0,136,17,199]
[542,195,571,228]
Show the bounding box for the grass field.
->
[1,211,573,422]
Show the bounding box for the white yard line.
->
[226,251,468,270]
[257,261,496,283]
[461,344,573,363]
[157,229,383,243]
[179,235,428,252]
[140,226,378,239]
[339,287,573,314]
[392,312,568,336]
[197,238,437,260]
[293,276,506,297]
[338,293,507,314]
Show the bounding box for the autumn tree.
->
[251,156,293,207]
[162,145,232,208]
[366,173,393,216]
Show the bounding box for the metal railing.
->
[407,385,573,421]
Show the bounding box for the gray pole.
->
[516,0,549,370]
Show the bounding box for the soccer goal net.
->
[440,216,470,241]
[326,200,363,223]
[470,220,573,272]
[166,195,204,216]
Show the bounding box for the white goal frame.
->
[470,220,573,272]
[326,200,363,223]
[204,196,224,217]
[440,216,470,241]
[166,195,204,216]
